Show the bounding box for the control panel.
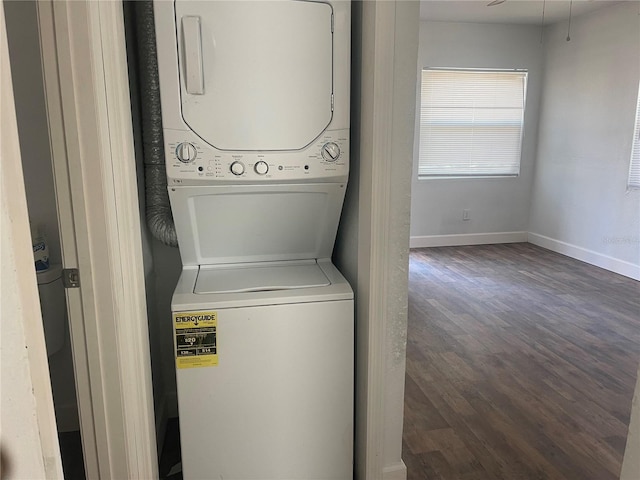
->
[164,128,349,184]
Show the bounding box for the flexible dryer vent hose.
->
[135,0,178,247]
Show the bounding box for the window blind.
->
[628,84,640,188]
[419,69,527,178]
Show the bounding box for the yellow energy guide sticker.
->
[174,311,218,369]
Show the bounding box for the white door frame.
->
[355,1,397,478]
[37,1,158,478]
[355,2,419,479]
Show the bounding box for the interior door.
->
[175,0,334,151]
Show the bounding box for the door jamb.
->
[37,1,158,478]
[356,2,398,478]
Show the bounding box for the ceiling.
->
[419,0,628,25]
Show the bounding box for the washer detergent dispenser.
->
[154,1,353,479]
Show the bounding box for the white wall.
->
[4,0,79,432]
[410,21,544,246]
[528,2,640,278]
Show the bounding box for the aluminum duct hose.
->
[135,0,178,247]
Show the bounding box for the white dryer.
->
[155,0,351,184]
[154,1,353,478]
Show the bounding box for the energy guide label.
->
[174,311,218,369]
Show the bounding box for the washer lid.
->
[175,0,333,151]
[195,261,330,294]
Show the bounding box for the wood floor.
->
[403,243,640,480]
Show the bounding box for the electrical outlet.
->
[463,209,471,221]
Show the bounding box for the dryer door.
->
[175,1,333,151]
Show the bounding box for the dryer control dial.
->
[230,161,245,176]
[254,161,269,175]
[176,142,197,163]
[321,142,340,162]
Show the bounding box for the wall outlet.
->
[463,209,471,221]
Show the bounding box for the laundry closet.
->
[136,1,354,477]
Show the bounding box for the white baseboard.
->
[410,231,527,249]
[383,461,407,480]
[528,233,640,281]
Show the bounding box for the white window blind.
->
[628,84,640,188]
[419,68,527,178]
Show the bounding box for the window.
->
[628,83,640,189]
[418,68,527,178]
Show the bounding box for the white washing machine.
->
[154,1,353,478]
[172,260,353,479]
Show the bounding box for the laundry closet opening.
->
[124,1,354,478]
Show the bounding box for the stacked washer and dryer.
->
[154,1,353,478]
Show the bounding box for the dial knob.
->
[230,161,245,176]
[254,161,269,175]
[321,142,340,162]
[176,142,197,163]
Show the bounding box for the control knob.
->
[321,142,340,162]
[176,142,197,163]
[230,161,245,176]
[254,161,269,175]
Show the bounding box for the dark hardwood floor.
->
[403,243,640,480]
